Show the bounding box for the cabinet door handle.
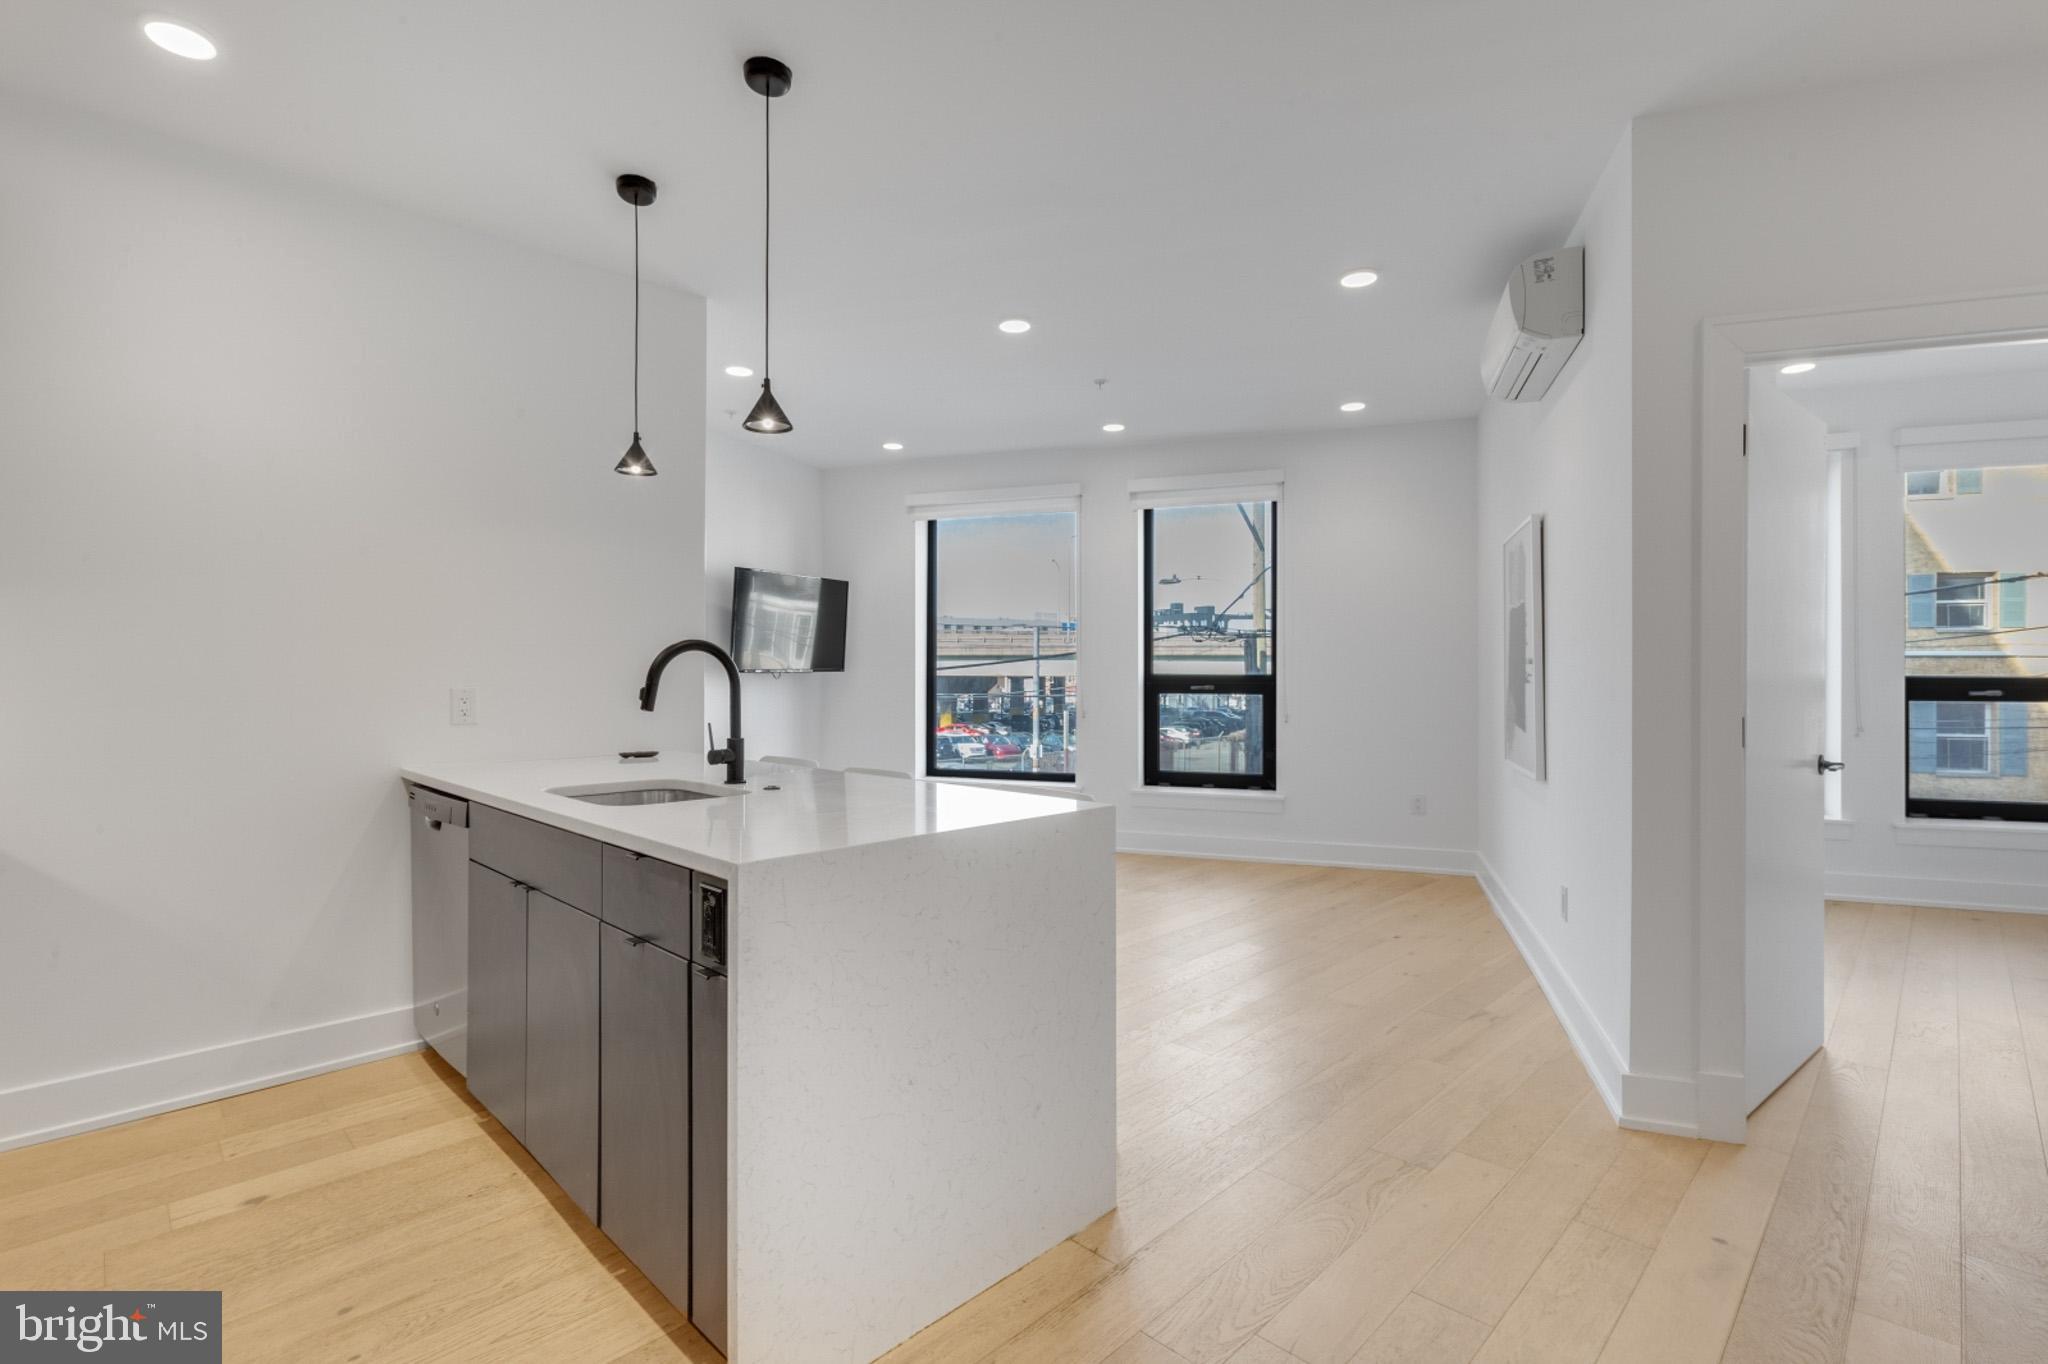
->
[627,935,651,948]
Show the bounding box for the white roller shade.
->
[1128,469,1283,509]
[1897,418,2048,472]
[905,483,1081,519]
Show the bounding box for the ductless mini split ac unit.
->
[1480,246,1585,402]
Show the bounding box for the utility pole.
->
[1238,503,1269,673]
[1031,622,1043,771]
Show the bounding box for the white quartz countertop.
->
[399,753,1094,877]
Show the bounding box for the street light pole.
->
[1046,555,1068,773]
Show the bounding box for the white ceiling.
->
[7,2,2048,467]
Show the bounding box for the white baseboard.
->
[1694,1069,1750,1144]
[1825,869,2048,915]
[1474,857,1711,1138]
[1618,1070,1706,1139]
[0,1005,424,1152]
[1475,862,1705,1138]
[1116,829,1477,876]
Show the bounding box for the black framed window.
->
[1142,501,1276,789]
[925,513,1078,781]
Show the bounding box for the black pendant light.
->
[742,56,793,434]
[615,172,659,475]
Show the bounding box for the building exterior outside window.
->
[1903,464,2046,818]
[926,513,1079,781]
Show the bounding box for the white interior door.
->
[1744,372,1830,1111]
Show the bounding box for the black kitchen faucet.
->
[639,639,746,785]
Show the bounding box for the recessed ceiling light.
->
[1780,362,1817,375]
[724,365,754,378]
[881,442,903,451]
[1101,423,1125,433]
[1339,270,1379,289]
[1340,401,1368,413]
[998,319,1032,334]
[142,20,217,60]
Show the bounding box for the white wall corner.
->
[0,1007,424,1152]
[1472,857,1726,1140]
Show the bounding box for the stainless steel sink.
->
[549,781,733,806]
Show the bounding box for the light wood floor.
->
[5,859,2047,1362]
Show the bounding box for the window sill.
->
[1892,816,2048,849]
[1127,787,1286,815]
[925,774,1090,799]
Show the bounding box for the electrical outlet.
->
[1559,886,1570,922]
[449,687,477,726]
[1409,795,1428,817]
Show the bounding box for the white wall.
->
[703,434,829,763]
[1623,55,2048,1121]
[817,423,1479,870]
[1474,130,1637,1116]
[1786,368,2048,911]
[0,104,707,1148]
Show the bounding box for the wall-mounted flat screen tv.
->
[731,568,849,673]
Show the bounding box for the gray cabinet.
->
[600,925,692,1313]
[466,862,528,1141]
[526,891,600,1220]
[460,806,728,1355]
[602,844,694,952]
[472,804,602,915]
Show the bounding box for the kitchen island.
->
[399,754,1116,1364]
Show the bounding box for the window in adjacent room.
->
[1142,500,1276,789]
[1902,462,2046,820]
[1904,467,1983,499]
[925,512,1078,781]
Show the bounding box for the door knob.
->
[1817,755,1845,774]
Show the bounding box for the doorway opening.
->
[1741,333,2048,1116]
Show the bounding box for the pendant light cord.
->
[632,201,642,434]
[762,88,772,378]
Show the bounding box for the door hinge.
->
[1741,423,1749,458]
[1741,715,1747,748]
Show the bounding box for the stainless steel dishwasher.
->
[407,783,470,1074]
